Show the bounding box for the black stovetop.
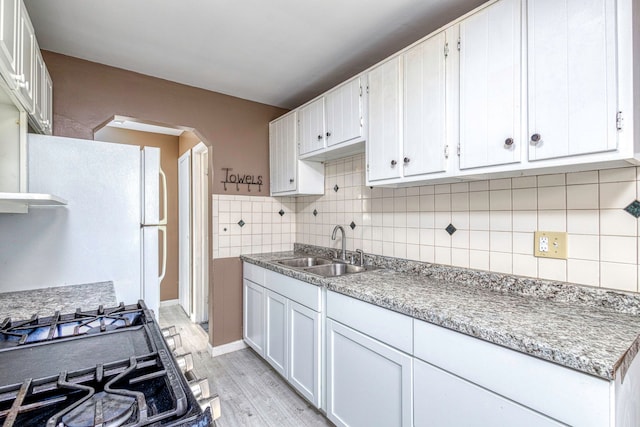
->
[0,302,212,427]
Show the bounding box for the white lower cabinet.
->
[288,300,321,406]
[242,262,322,408]
[413,359,560,426]
[265,289,288,377]
[243,279,265,356]
[326,318,413,427]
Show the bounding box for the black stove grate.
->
[0,303,149,348]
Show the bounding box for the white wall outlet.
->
[534,231,568,259]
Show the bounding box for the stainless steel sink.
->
[303,263,367,277]
[277,257,333,268]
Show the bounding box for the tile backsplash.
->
[295,154,640,293]
[213,194,296,258]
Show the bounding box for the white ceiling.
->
[24,0,486,109]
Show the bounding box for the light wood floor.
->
[159,305,333,427]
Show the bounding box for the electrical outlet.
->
[534,231,568,259]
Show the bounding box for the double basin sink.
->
[276,256,370,277]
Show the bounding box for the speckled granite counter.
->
[241,247,640,381]
[0,282,117,320]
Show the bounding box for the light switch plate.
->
[534,231,568,259]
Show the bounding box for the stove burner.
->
[61,392,136,427]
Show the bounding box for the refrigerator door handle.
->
[159,168,168,226]
[159,225,167,283]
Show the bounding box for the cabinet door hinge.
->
[366,85,369,94]
[457,144,461,156]
[444,145,449,158]
[366,163,370,171]
[444,42,449,58]
[457,38,461,51]
[617,111,624,131]
[360,85,363,97]
[360,116,363,128]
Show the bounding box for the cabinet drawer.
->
[327,291,412,354]
[242,262,265,285]
[264,269,321,312]
[414,358,561,426]
[413,319,610,426]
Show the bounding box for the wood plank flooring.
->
[159,305,333,427]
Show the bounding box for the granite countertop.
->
[0,282,118,320]
[241,249,640,381]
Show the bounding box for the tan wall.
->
[210,258,243,346]
[94,127,180,301]
[43,51,288,196]
[179,132,201,157]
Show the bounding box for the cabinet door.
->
[243,279,265,356]
[327,319,412,427]
[15,0,34,112]
[367,57,402,182]
[403,31,447,177]
[527,0,617,160]
[32,46,44,127]
[288,300,321,407]
[459,0,521,169]
[269,113,297,194]
[0,0,19,88]
[43,68,52,135]
[325,77,363,147]
[298,98,325,155]
[265,290,288,377]
[414,359,561,427]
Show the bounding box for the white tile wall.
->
[294,154,640,293]
[212,194,296,258]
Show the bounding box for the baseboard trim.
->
[160,299,179,307]
[207,340,247,357]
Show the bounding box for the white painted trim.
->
[207,340,248,357]
[160,299,179,307]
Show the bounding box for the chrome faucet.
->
[331,225,347,261]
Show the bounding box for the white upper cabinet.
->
[527,0,618,161]
[0,0,18,89]
[269,111,324,196]
[14,0,33,112]
[367,56,402,182]
[270,112,297,194]
[298,98,325,155]
[403,30,448,177]
[459,0,521,170]
[325,77,363,148]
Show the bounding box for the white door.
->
[288,300,321,407]
[243,279,265,356]
[298,98,325,155]
[265,290,288,377]
[327,319,413,427]
[527,0,617,160]
[414,358,561,426]
[325,77,363,147]
[367,57,402,182]
[459,0,521,169]
[403,30,448,177]
[15,0,34,111]
[178,150,191,316]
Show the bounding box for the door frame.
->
[191,142,209,324]
[178,150,192,316]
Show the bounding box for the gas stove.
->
[0,302,215,426]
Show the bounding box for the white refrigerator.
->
[0,135,167,318]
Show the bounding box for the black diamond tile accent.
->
[278,209,285,217]
[445,224,457,235]
[350,221,356,230]
[237,219,245,227]
[624,200,640,218]
[313,209,318,216]
[334,184,339,192]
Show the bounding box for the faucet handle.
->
[355,249,365,267]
